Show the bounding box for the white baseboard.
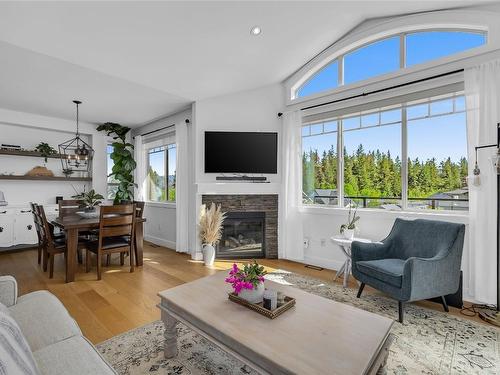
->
[302,255,345,271]
[145,235,176,250]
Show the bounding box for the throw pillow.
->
[0,308,39,374]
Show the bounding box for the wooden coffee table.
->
[158,272,393,375]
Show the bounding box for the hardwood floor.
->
[0,242,487,344]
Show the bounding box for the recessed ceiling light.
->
[250,26,261,36]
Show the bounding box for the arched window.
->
[296,30,486,99]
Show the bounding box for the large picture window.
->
[147,144,176,203]
[302,92,468,211]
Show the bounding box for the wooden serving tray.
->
[228,293,296,319]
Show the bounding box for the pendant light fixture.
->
[58,100,94,175]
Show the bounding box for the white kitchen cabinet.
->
[0,210,14,247]
[14,210,37,245]
[0,204,58,249]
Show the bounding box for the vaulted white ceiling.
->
[0,1,488,127]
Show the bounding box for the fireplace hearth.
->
[217,212,265,259]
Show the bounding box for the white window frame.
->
[285,9,499,106]
[106,143,119,201]
[295,29,485,100]
[301,89,468,214]
[146,140,176,204]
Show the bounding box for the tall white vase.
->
[203,244,215,266]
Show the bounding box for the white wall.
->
[0,108,107,205]
[133,108,193,249]
[194,83,284,184]
[189,83,285,259]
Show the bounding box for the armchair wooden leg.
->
[440,296,449,312]
[106,254,111,266]
[120,252,125,266]
[356,282,365,298]
[398,301,404,323]
[77,248,82,264]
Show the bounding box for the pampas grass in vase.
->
[199,203,226,266]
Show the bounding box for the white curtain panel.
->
[281,110,304,260]
[465,59,500,304]
[133,135,146,201]
[175,121,189,253]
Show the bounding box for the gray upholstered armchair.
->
[351,218,465,323]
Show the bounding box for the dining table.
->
[51,213,146,283]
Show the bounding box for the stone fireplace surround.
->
[201,194,278,258]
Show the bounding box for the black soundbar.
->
[216,176,267,182]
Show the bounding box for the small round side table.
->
[330,236,371,288]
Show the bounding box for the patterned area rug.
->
[97,270,499,374]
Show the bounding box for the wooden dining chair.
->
[38,205,67,279]
[85,204,136,280]
[58,199,83,218]
[106,201,145,266]
[30,202,43,265]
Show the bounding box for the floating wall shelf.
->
[0,149,63,159]
[0,175,92,182]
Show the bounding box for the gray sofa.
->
[0,275,116,375]
[351,218,465,323]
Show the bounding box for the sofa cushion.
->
[0,308,40,375]
[9,291,81,352]
[33,335,116,375]
[356,258,406,288]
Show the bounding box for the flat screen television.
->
[204,131,278,174]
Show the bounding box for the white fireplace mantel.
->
[196,182,281,196]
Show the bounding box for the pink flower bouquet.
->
[225,261,267,294]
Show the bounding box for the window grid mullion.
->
[338,119,344,208]
[164,149,169,203]
[401,107,408,210]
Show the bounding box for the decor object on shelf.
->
[340,203,359,240]
[59,100,94,175]
[34,142,57,163]
[225,261,266,303]
[0,191,7,206]
[0,143,21,151]
[25,166,54,177]
[72,188,104,212]
[96,122,136,204]
[352,218,465,323]
[199,203,226,266]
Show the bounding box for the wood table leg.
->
[65,228,78,283]
[161,309,178,358]
[135,221,144,266]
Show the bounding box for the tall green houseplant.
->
[97,122,136,204]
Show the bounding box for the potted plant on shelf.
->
[72,188,105,213]
[34,142,57,163]
[225,261,267,303]
[340,203,359,240]
[198,203,226,266]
